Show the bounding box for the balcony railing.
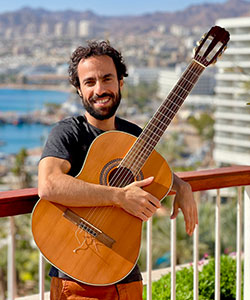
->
[1,165,250,300]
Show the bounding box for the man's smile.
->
[94,97,111,106]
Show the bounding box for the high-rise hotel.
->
[214,17,250,166]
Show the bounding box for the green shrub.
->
[143,255,243,300]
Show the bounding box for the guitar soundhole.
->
[108,167,135,187]
[99,158,144,186]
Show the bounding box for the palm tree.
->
[11,148,32,189]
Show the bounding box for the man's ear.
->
[77,88,82,97]
[119,79,124,89]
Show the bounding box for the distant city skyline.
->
[0,0,239,15]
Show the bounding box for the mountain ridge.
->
[0,0,250,37]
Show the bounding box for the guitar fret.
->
[157,106,177,119]
[152,100,180,127]
[169,90,188,104]
[141,127,163,143]
[183,67,200,79]
[173,82,193,95]
[148,121,167,134]
[162,98,180,110]
[146,114,172,131]
[143,123,167,141]
[153,108,177,129]
[171,77,196,96]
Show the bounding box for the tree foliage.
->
[123,81,158,113]
[11,148,32,188]
[187,113,215,141]
[143,255,242,300]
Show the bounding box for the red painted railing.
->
[1,165,250,300]
[1,165,250,217]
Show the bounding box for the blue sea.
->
[0,88,69,154]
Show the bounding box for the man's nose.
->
[94,81,106,96]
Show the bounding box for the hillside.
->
[0,0,250,37]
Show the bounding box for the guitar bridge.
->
[63,209,115,248]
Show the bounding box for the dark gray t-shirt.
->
[41,115,143,284]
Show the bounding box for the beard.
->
[80,89,121,121]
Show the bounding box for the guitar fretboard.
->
[120,60,205,176]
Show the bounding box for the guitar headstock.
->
[194,26,230,67]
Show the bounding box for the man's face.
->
[77,55,123,121]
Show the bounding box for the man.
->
[38,40,198,300]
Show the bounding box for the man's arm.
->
[38,157,197,231]
[171,173,198,236]
[38,156,161,221]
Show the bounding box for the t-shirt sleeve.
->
[41,121,76,164]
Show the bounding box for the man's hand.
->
[121,177,161,221]
[171,174,198,236]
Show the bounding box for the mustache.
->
[90,93,114,102]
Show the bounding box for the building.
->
[78,20,90,38]
[67,20,77,37]
[157,64,216,109]
[40,23,49,37]
[54,22,63,37]
[127,66,161,86]
[213,17,250,166]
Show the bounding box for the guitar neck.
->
[120,60,206,175]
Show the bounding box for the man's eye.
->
[85,81,95,86]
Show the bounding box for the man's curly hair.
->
[68,40,128,90]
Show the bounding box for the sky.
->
[0,0,232,15]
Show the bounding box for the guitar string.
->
[88,61,204,230]
[87,61,204,232]
[108,61,203,191]
[87,62,204,235]
[109,61,202,187]
[87,61,205,229]
[77,61,204,236]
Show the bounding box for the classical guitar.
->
[32,26,230,285]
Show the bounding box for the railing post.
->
[193,192,200,300]
[236,187,242,300]
[171,218,176,300]
[244,186,250,300]
[39,254,45,300]
[7,217,16,300]
[146,217,152,300]
[215,189,221,300]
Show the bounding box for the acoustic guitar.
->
[32,26,230,285]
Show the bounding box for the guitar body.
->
[32,131,173,285]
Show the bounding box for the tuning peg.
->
[196,32,208,47]
[216,46,227,60]
[200,33,207,42]
[217,52,223,59]
[211,58,218,65]
[193,46,198,55]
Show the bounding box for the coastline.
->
[0,83,72,93]
[0,88,71,126]
[0,88,72,155]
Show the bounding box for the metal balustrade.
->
[1,166,250,300]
